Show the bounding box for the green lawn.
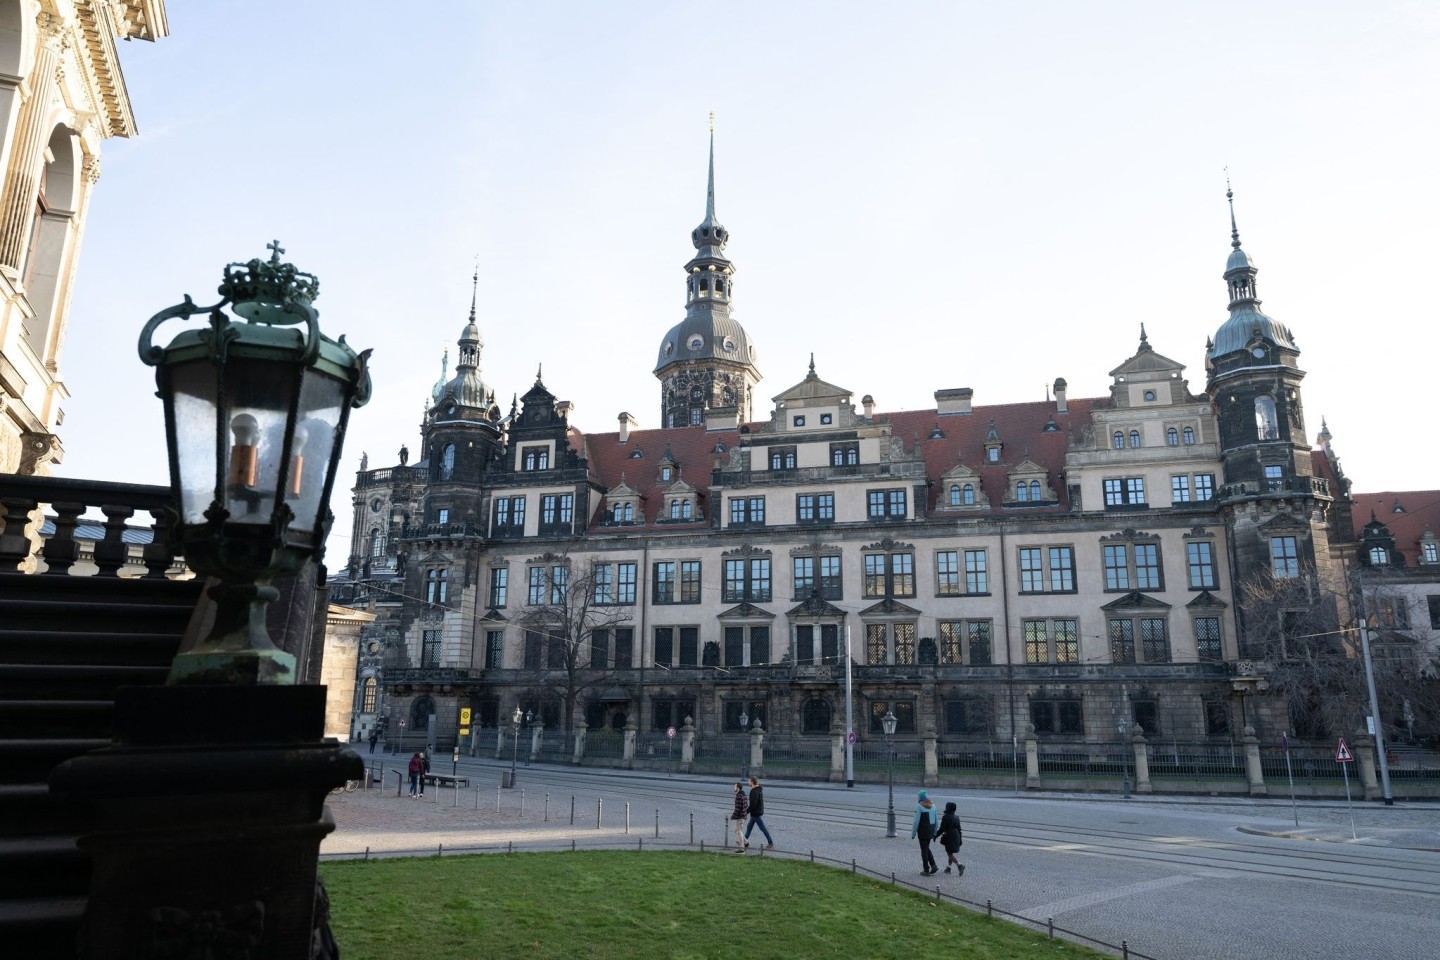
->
[321,850,1111,960]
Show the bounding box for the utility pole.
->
[1357,614,1394,805]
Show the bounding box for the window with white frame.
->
[1103,477,1147,507]
[1186,541,1217,589]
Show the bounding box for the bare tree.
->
[513,549,635,736]
[1239,564,1440,742]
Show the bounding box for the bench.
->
[421,773,469,789]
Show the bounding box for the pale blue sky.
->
[61,2,1439,553]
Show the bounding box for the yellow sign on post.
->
[459,708,472,725]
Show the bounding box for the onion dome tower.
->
[654,116,761,429]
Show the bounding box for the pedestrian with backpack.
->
[910,789,939,875]
[939,800,965,876]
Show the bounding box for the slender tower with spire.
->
[654,114,761,430]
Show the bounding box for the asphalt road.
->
[326,754,1440,960]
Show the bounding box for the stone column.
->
[922,725,939,787]
[0,15,61,276]
[622,714,638,768]
[1354,734,1379,800]
[680,716,696,772]
[1243,725,1266,796]
[529,722,544,762]
[749,718,765,778]
[1132,727,1152,794]
[1024,723,1040,788]
[572,721,587,766]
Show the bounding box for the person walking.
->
[938,800,964,876]
[743,776,774,849]
[729,782,750,852]
[419,751,430,797]
[406,752,423,798]
[910,789,939,875]
[368,731,378,754]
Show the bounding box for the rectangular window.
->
[654,627,673,667]
[769,446,797,470]
[1019,547,1044,593]
[1025,618,1079,663]
[594,565,613,604]
[493,496,526,536]
[818,555,842,599]
[891,553,915,597]
[1031,699,1084,735]
[938,621,961,663]
[1376,596,1410,629]
[729,497,766,526]
[793,556,815,598]
[724,559,745,601]
[421,629,442,668]
[1049,547,1075,592]
[1109,618,1135,663]
[866,623,886,663]
[891,623,915,665]
[936,551,960,596]
[488,567,508,608]
[723,558,772,602]
[1023,620,1047,663]
[1187,541,1217,589]
[485,630,504,669]
[938,619,992,665]
[1133,700,1161,737]
[527,567,546,605]
[830,441,859,466]
[1204,698,1230,736]
[968,621,992,664]
[523,631,542,669]
[945,699,992,735]
[863,554,886,597]
[549,565,567,604]
[616,562,637,604]
[1134,543,1161,590]
[1104,477,1147,507]
[1104,545,1130,590]
[614,628,633,669]
[653,561,675,604]
[725,626,745,666]
[1270,536,1300,578]
[1195,617,1222,660]
[590,628,609,669]
[797,492,835,523]
[964,550,988,594]
[869,700,916,734]
[1171,474,1191,503]
[679,626,699,666]
[749,626,770,665]
[539,493,575,531]
[546,633,565,669]
[542,495,557,525]
[867,488,907,519]
[522,446,549,470]
[795,625,815,665]
[1193,474,1215,501]
[679,560,702,603]
[1142,618,1170,662]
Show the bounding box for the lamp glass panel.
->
[285,368,345,535]
[224,355,297,526]
[168,360,220,525]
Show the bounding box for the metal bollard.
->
[438,844,444,856]
[654,809,659,839]
[689,812,694,845]
[495,786,501,813]
[1047,918,1054,939]
[544,793,549,822]
[364,846,370,861]
[624,801,630,834]
[596,798,602,829]
[453,783,458,808]
[1122,942,1129,959]
[474,786,479,810]
[521,789,526,817]
[986,899,993,917]
[570,795,576,825]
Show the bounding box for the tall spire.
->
[706,111,716,222]
[1226,177,1241,250]
[469,257,479,322]
[1221,181,1259,308]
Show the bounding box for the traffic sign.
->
[666,726,676,739]
[460,708,472,725]
[847,730,857,745]
[1336,737,1353,763]
[398,719,407,728]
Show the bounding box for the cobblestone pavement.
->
[323,759,1440,960]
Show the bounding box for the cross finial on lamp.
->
[266,239,285,262]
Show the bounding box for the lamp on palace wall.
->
[139,240,371,685]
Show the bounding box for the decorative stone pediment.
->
[525,551,570,565]
[480,608,509,623]
[1258,513,1309,532]
[786,595,847,618]
[1101,591,1172,611]
[717,602,775,620]
[1002,456,1056,505]
[1183,526,1215,540]
[1186,591,1228,610]
[722,544,772,559]
[1100,528,1160,543]
[859,598,922,617]
[790,542,841,557]
[861,537,913,553]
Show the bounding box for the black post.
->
[885,735,897,838]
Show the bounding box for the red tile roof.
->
[1349,489,1440,566]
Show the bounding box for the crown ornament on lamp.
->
[139,241,371,685]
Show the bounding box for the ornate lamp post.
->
[882,709,898,838]
[510,705,523,786]
[51,243,372,959]
[1118,717,1132,798]
[138,239,372,684]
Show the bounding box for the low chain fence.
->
[320,833,1157,959]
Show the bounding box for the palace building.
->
[332,133,1438,761]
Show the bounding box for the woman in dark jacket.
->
[407,752,423,798]
[938,800,964,876]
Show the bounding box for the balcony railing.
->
[0,474,178,577]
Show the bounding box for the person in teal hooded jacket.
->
[909,789,939,875]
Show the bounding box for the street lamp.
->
[509,706,523,786]
[738,710,750,780]
[139,240,371,685]
[1117,717,1131,798]
[882,709,898,838]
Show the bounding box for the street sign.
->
[847,730,857,745]
[398,719,407,728]
[666,726,676,739]
[460,708,472,725]
[1336,737,1353,763]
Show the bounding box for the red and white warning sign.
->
[1336,737,1354,763]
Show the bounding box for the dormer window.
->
[963,484,976,505]
[660,466,673,482]
[949,484,961,506]
[1422,540,1438,564]
[986,447,1000,463]
[1183,426,1195,445]
[522,446,549,471]
[1369,546,1389,565]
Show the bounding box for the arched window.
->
[361,677,377,712]
[1029,480,1042,500]
[369,528,385,558]
[1016,482,1030,502]
[1166,427,1179,446]
[1369,546,1388,565]
[1255,396,1279,440]
[611,503,623,523]
[623,502,634,521]
[1129,430,1141,448]
[670,499,680,519]
[20,126,81,356]
[1183,426,1195,445]
[949,484,961,506]
[1113,432,1125,449]
[962,484,975,505]
[439,443,456,480]
[425,568,448,604]
[681,500,693,519]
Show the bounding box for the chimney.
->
[556,400,575,420]
[618,411,637,443]
[1053,378,1068,414]
[861,394,875,419]
[935,387,973,416]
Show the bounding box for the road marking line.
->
[1017,874,1197,921]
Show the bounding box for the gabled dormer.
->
[602,476,643,526]
[1418,528,1439,566]
[982,420,1003,465]
[657,476,702,523]
[1107,325,1190,408]
[1003,457,1057,506]
[936,457,989,512]
[1359,513,1403,569]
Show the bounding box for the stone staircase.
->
[0,475,199,952]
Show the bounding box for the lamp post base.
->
[168,647,297,685]
[50,684,359,960]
